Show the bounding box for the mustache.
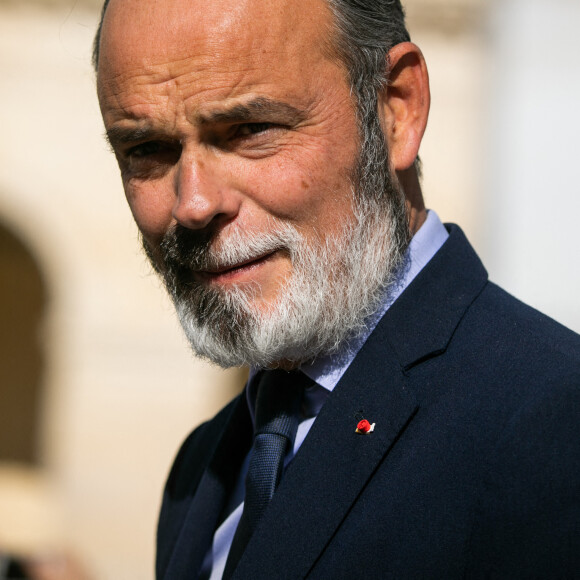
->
[152,222,302,274]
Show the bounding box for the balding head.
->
[93,0,410,94]
[96,0,337,95]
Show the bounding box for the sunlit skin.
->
[97,0,430,313]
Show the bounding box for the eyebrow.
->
[198,97,307,125]
[105,125,158,148]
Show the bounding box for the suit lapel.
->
[162,395,253,580]
[232,225,489,579]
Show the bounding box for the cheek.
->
[241,145,357,226]
[123,178,175,242]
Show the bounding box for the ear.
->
[379,42,430,171]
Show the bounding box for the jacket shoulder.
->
[473,281,580,367]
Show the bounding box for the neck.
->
[397,166,427,235]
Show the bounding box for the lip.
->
[195,251,277,284]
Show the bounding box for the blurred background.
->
[0,0,578,578]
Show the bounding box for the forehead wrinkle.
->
[101,60,202,126]
[115,53,263,108]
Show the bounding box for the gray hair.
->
[322,1,417,179]
[327,1,409,92]
[92,0,110,72]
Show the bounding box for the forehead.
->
[98,0,341,116]
[101,0,333,53]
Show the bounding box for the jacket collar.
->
[382,224,488,370]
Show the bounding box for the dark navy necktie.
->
[223,369,307,579]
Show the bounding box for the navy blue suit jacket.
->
[156,225,580,579]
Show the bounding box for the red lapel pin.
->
[356,419,375,434]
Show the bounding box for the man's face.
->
[98,0,360,300]
[97,0,408,367]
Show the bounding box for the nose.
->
[172,151,240,230]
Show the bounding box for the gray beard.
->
[143,112,410,369]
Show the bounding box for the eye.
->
[127,141,175,158]
[120,140,181,178]
[233,122,274,138]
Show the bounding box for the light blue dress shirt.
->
[200,210,449,579]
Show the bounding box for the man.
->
[94,0,580,578]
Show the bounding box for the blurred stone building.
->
[0,0,578,578]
